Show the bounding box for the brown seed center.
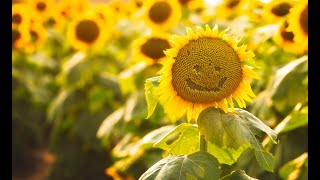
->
[12,13,22,24]
[75,20,100,44]
[178,0,191,5]
[300,5,308,35]
[12,29,21,45]
[141,38,171,60]
[226,0,241,8]
[36,2,47,11]
[171,37,242,103]
[271,2,292,17]
[148,1,172,23]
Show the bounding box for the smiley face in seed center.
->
[171,37,243,103]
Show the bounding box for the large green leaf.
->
[207,143,250,165]
[221,170,257,180]
[154,123,199,156]
[197,108,277,172]
[96,107,124,139]
[145,76,161,119]
[139,151,221,180]
[269,56,308,114]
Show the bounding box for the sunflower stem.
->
[199,132,207,151]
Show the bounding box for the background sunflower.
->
[262,0,296,23]
[287,0,308,52]
[67,12,109,51]
[143,0,182,31]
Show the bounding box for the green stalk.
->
[199,132,207,151]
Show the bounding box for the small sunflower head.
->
[287,0,307,51]
[133,33,172,65]
[214,0,249,19]
[263,0,296,23]
[67,13,109,51]
[12,26,31,50]
[12,3,31,28]
[273,20,304,54]
[157,25,260,121]
[144,0,181,31]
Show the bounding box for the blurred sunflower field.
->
[12,0,308,179]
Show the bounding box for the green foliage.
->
[154,123,199,156]
[279,153,308,180]
[197,108,277,172]
[139,151,221,180]
[220,170,258,180]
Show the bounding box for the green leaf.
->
[47,89,72,121]
[269,56,308,114]
[197,107,277,172]
[139,151,221,180]
[145,76,161,119]
[279,106,308,134]
[118,62,148,95]
[279,153,308,180]
[154,123,199,156]
[207,143,250,165]
[254,149,275,172]
[221,170,258,180]
[96,107,124,138]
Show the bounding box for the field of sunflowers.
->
[12,0,308,179]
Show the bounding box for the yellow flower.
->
[12,26,30,50]
[27,0,55,20]
[12,3,31,28]
[56,0,91,21]
[108,0,131,20]
[287,0,308,52]
[25,22,47,53]
[263,0,296,23]
[144,0,182,31]
[67,12,109,51]
[131,32,172,65]
[273,20,304,54]
[157,25,260,121]
[214,0,249,19]
[244,0,266,22]
[92,4,114,27]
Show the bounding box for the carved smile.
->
[186,77,227,92]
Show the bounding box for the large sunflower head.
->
[157,25,260,121]
[263,0,296,23]
[273,20,303,54]
[132,32,172,65]
[12,3,31,28]
[144,0,182,31]
[287,0,308,52]
[67,12,109,51]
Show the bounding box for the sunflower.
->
[244,0,266,22]
[27,0,55,20]
[263,0,296,23]
[287,0,308,52]
[273,20,303,54]
[12,3,31,28]
[12,26,30,50]
[214,0,249,19]
[25,22,47,53]
[56,0,91,21]
[131,32,172,65]
[144,0,182,31]
[156,25,260,121]
[67,12,109,51]
[92,4,114,27]
[108,0,131,20]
